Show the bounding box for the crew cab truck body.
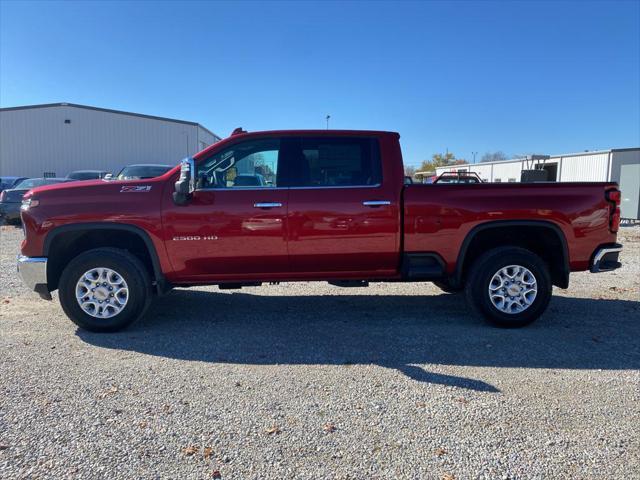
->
[17,130,623,332]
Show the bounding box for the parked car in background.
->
[433,171,484,184]
[0,176,28,193]
[232,173,266,187]
[66,170,110,181]
[115,164,172,180]
[0,177,70,224]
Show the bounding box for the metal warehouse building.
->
[0,103,220,178]
[436,148,640,220]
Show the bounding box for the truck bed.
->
[403,182,618,273]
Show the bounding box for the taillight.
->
[611,207,621,232]
[606,190,621,203]
[606,188,621,233]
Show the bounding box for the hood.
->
[28,177,163,199]
[28,165,179,197]
[30,178,109,194]
[21,172,178,223]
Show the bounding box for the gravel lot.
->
[1,225,639,479]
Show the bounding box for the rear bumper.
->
[0,202,21,222]
[590,244,623,273]
[17,255,51,299]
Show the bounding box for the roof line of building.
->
[438,147,640,168]
[0,102,221,140]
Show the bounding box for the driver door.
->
[162,137,290,281]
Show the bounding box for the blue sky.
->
[1,0,639,166]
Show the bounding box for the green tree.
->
[418,152,457,172]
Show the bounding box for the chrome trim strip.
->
[197,187,285,191]
[17,255,48,291]
[593,245,622,265]
[591,245,623,273]
[362,200,391,206]
[254,202,283,208]
[194,183,382,192]
[288,184,382,190]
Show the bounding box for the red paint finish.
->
[20,177,172,275]
[403,182,617,272]
[286,133,402,275]
[287,187,399,275]
[19,130,619,288]
[161,188,289,281]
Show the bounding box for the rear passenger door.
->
[284,136,400,276]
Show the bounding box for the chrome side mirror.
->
[173,157,195,205]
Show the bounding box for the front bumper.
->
[590,244,623,273]
[17,255,51,299]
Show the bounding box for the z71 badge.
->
[120,185,152,193]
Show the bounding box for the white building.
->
[0,103,221,178]
[435,148,640,220]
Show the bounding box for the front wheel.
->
[58,248,152,332]
[465,247,552,328]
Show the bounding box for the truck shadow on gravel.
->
[77,290,640,392]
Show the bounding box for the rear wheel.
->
[465,247,552,328]
[58,248,151,332]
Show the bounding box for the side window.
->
[290,137,381,187]
[196,138,280,189]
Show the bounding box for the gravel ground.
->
[1,225,639,479]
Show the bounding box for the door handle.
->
[254,202,283,209]
[362,200,391,207]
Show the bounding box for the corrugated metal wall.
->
[557,152,610,181]
[611,150,640,219]
[197,125,218,152]
[0,105,218,178]
[468,163,493,181]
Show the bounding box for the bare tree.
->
[404,165,417,178]
[481,151,508,163]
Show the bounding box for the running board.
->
[218,282,262,290]
[327,280,369,288]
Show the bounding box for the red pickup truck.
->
[17,130,623,332]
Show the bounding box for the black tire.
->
[58,248,152,332]
[433,280,463,294]
[465,247,552,328]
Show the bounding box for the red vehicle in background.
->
[18,129,622,332]
[433,171,484,183]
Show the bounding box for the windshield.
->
[117,166,171,180]
[1,179,17,190]
[13,178,64,189]
[68,171,103,180]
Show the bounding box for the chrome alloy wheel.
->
[75,267,129,318]
[488,265,537,314]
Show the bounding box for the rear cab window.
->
[283,136,382,188]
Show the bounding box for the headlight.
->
[21,197,40,211]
